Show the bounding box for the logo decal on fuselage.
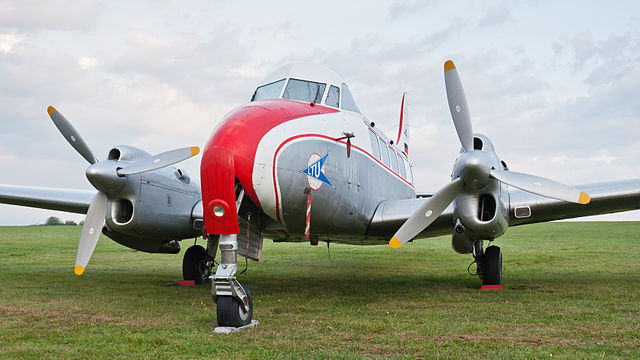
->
[301,153,334,190]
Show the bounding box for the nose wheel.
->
[217,283,253,327]
[472,241,502,286]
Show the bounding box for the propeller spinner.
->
[389,61,590,248]
[46,106,200,275]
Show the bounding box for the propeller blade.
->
[75,191,108,275]
[490,170,590,204]
[47,106,98,164]
[389,178,464,248]
[117,147,200,176]
[444,60,474,152]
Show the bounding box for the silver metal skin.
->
[0,185,94,213]
[86,160,127,195]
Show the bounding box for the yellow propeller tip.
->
[444,60,456,72]
[578,192,591,205]
[47,106,56,116]
[190,147,200,156]
[389,237,403,249]
[74,265,85,276]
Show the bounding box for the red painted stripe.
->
[396,92,405,145]
[202,99,338,213]
[305,192,312,242]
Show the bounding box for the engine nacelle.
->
[95,145,202,252]
[451,135,510,254]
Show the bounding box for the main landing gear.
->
[471,240,502,286]
[182,235,219,284]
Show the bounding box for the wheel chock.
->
[214,320,260,333]
[480,285,503,290]
[178,280,196,286]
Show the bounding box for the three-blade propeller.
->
[47,106,200,275]
[389,61,590,248]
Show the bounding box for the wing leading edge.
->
[0,184,95,214]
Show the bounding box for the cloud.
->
[387,1,432,21]
[0,31,24,53]
[477,4,510,27]
[0,0,102,31]
[78,57,96,70]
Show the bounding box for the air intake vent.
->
[111,198,134,224]
[108,148,121,160]
[473,137,483,150]
[514,206,531,219]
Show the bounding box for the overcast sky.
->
[1,0,639,225]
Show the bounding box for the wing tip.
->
[444,60,456,72]
[389,236,403,249]
[190,146,200,156]
[578,192,591,205]
[47,106,56,116]
[74,264,85,275]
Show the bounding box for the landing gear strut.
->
[212,234,253,327]
[472,240,502,286]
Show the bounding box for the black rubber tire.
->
[182,245,210,284]
[482,245,502,285]
[216,283,253,327]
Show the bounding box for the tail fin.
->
[396,93,409,157]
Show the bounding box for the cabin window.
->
[388,145,398,173]
[325,85,340,108]
[368,129,380,159]
[341,83,361,114]
[251,79,285,101]
[397,153,407,178]
[283,79,326,103]
[380,138,390,166]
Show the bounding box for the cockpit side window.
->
[325,85,340,108]
[251,79,286,101]
[283,79,327,103]
[341,83,360,114]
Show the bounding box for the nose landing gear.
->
[471,240,502,286]
[212,233,253,327]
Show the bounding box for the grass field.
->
[0,222,639,359]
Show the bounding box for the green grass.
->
[0,222,639,359]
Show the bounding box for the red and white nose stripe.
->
[200,99,338,235]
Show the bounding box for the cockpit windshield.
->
[282,79,326,104]
[341,83,360,114]
[251,79,285,101]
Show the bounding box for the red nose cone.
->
[200,100,338,235]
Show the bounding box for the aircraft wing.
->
[509,179,640,226]
[367,198,454,239]
[367,179,640,240]
[0,184,96,214]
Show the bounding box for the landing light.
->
[213,205,225,217]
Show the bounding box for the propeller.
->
[47,106,200,274]
[389,60,590,248]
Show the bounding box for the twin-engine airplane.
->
[1,61,639,327]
